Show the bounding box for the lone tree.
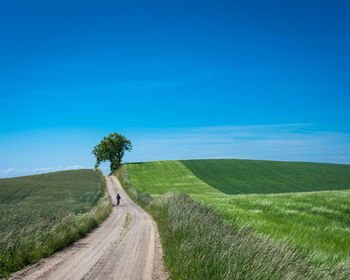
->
[92,133,132,172]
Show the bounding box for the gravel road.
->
[10,176,167,280]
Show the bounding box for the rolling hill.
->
[182,159,350,194]
[0,169,111,278]
[126,159,350,267]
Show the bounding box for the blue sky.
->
[0,0,349,177]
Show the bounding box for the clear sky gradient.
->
[1,0,349,177]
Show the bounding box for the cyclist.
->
[116,193,121,206]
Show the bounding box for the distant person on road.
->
[116,193,121,206]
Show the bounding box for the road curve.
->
[10,176,167,280]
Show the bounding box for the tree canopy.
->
[92,133,132,172]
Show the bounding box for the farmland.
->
[0,169,111,278]
[128,160,220,195]
[197,190,350,266]
[125,160,350,278]
[182,159,350,194]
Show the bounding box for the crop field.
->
[0,169,111,278]
[182,159,350,194]
[126,160,350,270]
[150,193,349,280]
[196,190,350,266]
[128,160,220,195]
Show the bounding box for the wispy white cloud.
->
[63,165,87,170]
[125,124,350,164]
[0,165,91,178]
[2,124,349,178]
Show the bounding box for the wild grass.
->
[150,193,349,280]
[182,159,350,194]
[197,190,350,267]
[0,169,112,278]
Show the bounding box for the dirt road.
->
[10,176,167,280]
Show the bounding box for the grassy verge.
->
[151,193,349,280]
[0,169,112,278]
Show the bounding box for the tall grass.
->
[197,190,350,267]
[150,193,350,280]
[0,169,112,278]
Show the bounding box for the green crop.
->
[182,159,350,194]
[0,169,111,278]
[126,160,350,278]
[196,190,350,267]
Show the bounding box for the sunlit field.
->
[128,160,220,195]
[126,160,350,269]
[196,190,350,266]
[0,169,111,278]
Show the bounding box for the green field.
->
[149,193,349,280]
[182,159,350,194]
[197,191,350,266]
[0,169,111,278]
[128,160,220,195]
[126,160,350,268]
